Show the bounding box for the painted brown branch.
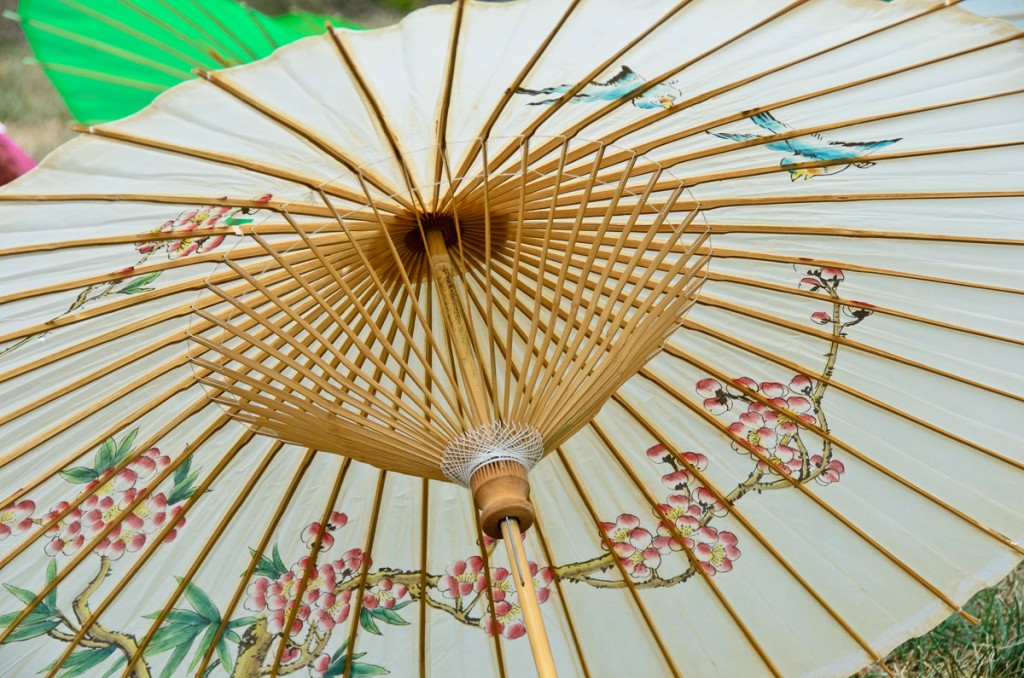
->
[71,556,151,678]
[234,617,274,677]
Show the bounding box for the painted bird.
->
[709,111,901,180]
[514,65,680,109]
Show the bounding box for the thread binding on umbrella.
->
[441,421,543,486]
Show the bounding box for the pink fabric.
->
[0,130,37,186]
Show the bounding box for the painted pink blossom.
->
[820,267,844,284]
[811,311,832,325]
[363,578,408,610]
[600,514,661,579]
[301,512,349,552]
[694,528,741,575]
[652,495,703,553]
[692,486,728,517]
[811,456,846,485]
[0,500,34,540]
[266,598,310,635]
[135,202,232,258]
[331,547,364,579]
[789,374,813,394]
[244,577,271,612]
[311,589,352,632]
[43,501,85,556]
[311,653,331,678]
[695,378,730,414]
[438,556,487,599]
[728,408,779,456]
[757,443,804,476]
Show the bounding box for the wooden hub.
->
[470,459,535,539]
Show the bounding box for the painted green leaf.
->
[51,644,116,678]
[59,466,98,484]
[113,428,140,466]
[4,583,40,607]
[349,662,391,677]
[144,609,206,627]
[374,607,408,626]
[44,559,58,610]
[158,639,192,678]
[226,615,258,630]
[216,636,233,674]
[188,624,220,674]
[119,272,161,295]
[359,607,382,635]
[178,579,220,623]
[251,547,288,580]
[166,471,199,506]
[223,216,253,227]
[94,436,118,472]
[145,622,202,655]
[173,456,192,485]
[391,600,414,611]
[3,616,60,643]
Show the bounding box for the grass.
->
[1,5,1023,677]
[855,564,1024,678]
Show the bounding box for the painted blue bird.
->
[514,65,680,110]
[709,111,901,180]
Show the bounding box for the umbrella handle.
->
[502,516,558,677]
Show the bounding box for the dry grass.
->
[0,38,73,159]
[855,564,1024,678]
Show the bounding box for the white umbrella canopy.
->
[0,0,1023,676]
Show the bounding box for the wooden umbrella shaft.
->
[424,227,491,426]
[502,517,558,678]
[424,227,557,676]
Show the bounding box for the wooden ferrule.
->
[470,459,534,539]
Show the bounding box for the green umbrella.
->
[7,0,360,125]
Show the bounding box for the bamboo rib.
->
[0,265,355,525]
[608,394,888,671]
[23,59,167,92]
[192,448,317,676]
[242,3,279,51]
[326,27,427,213]
[590,419,784,677]
[708,271,1024,349]
[698,294,1024,405]
[120,0,241,64]
[693,222,1024,246]
[72,125,382,210]
[497,87,1024,208]
[0,409,236,646]
[44,429,261,677]
[554,448,683,678]
[125,439,282,674]
[183,0,258,60]
[473,0,813,203]
[278,210,465,420]
[194,279,373,676]
[438,0,582,211]
[453,0,699,204]
[54,0,216,67]
[673,324,1024,475]
[430,0,465,211]
[666,349,1024,556]
[19,12,194,79]
[273,458,352,675]
[639,369,979,624]
[195,70,412,212]
[0,261,342,463]
[474,2,1002,200]
[342,471,388,678]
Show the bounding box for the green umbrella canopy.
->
[9,0,360,125]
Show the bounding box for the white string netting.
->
[440,422,544,487]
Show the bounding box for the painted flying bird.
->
[514,65,680,109]
[709,111,901,180]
